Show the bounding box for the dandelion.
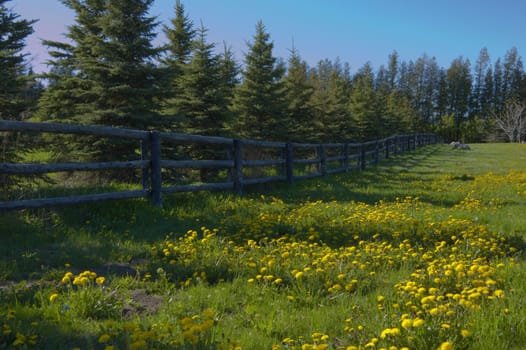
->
[438,341,453,350]
[96,276,105,285]
[49,293,59,302]
[13,332,26,346]
[98,334,111,343]
[412,318,425,328]
[461,329,471,337]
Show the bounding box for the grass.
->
[1,143,526,349]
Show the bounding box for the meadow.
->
[1,143,526,350]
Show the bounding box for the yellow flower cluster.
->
[0,309,38,348]
[95,309,219,349]
[146,171,524,349]
[60,270,105,286]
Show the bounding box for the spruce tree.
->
[176,25,228,137]
[0,0,36,121]
[283,46,314,141]
[162,0,196,122]
[307,59,352,142]
[349,63,380,141]
[232,21,286,141]
[0,0,37,189]
[37,0,165,162]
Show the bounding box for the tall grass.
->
[1,143,525,349]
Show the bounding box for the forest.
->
[2,0,526,165]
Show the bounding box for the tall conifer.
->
[37,0,164,162]
[232,21,286,141]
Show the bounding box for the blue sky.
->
[11,0,526,73]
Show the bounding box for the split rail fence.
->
[0,120,439,211]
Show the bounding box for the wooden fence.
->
[0,120,439,211]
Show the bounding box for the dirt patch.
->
[122,289,164,319]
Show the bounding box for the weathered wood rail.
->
[0,120,439,210]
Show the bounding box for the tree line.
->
[2,0,526,165]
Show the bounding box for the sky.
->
[10,0,526,74]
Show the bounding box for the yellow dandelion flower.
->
[401,319,412,329]
[96,276,105,285]
[13,332,26,345]
[98,334,111,343]
[438,341,453,350]
[461,329,471,337]
[413,318,425,327]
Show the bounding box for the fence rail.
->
[0,120,439,211]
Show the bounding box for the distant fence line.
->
[0,120,439,211]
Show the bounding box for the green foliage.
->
[350,63,381,141]
[0,0,40,189]
[0,0,36,121]
[231,21,287,141]
[283,47,315,142]
[36,0,166,163]
[1,144,526,349]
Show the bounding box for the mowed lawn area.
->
[1,143,526,349]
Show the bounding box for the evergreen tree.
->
[307,59,352,142]
[481,67,494,117]
[471,47,491,117]
[0,0,36,121]
[176,25,228,137]
[37,0,165,162]
[0,0,37,188]
[163,0,195,67]
[162,0,196,121]
[502,47,524,102]
[232,21,286,141]
[349,62,380,141]
[493,58,504,112]
[217,42,239,116]
[283,46,314,141]
[446,57,472,139]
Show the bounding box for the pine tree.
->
[471,47,491,117]
[493,58,504,112]
[176,25,228,137]
[231,21,286,141]
[283,46,314,141]
[0,0,36,121]
[163,0,195,67]
[446,57,472,140]
[217,42,239,119]
[162,0,196,122]
[502,47,524,102]
[349,62,379,141]
[308,59,351,142]
[0,0,37,188]
[37,0,165,162]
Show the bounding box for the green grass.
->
[1,143,526,349]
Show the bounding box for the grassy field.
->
[1,143,526,349]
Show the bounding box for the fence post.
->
[233,139,243,194]
[360,143,366,170]
[150,131,162,208]
[285,142,294,184]
[319,144,327,176]
[140,140,149,190]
